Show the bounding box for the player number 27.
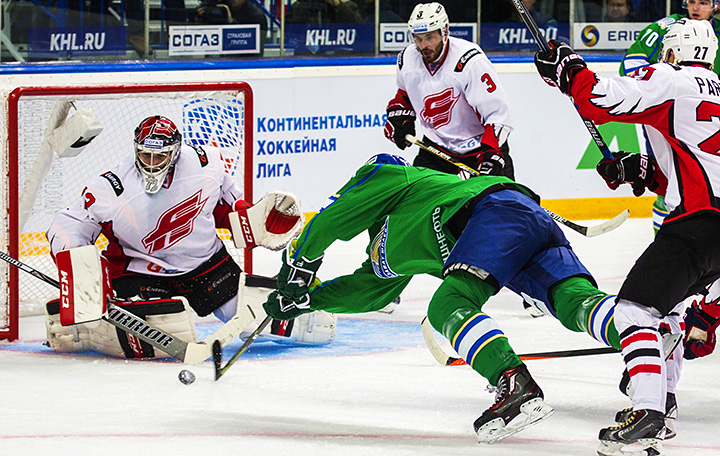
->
[697,101,720,155]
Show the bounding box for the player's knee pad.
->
[249,311,337,346]
[427,271,496,336]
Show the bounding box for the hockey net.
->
[0,82,254,341]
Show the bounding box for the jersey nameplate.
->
[455,49,481,73]
[101,171,124,196]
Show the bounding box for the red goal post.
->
[1,82,254,341]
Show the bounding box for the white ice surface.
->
[1,218,719,456]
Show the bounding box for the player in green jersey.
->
[263,154,621,443]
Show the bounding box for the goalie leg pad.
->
[243,311,337,346]
[46,297,197,359]
[45,299,93,352]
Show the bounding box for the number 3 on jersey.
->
[83,190,96,209]
[481,73,496,93]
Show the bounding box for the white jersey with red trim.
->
[396,36,513,154]
[571,63,720,222]
[46,144,244,277]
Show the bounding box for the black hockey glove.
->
[384,103,416,150]
[478,151,506,176]
[275,245,323,302]
[263,290,312,320]
[596,151,657,197]
[684,297,720,360]
[534,40,587,95]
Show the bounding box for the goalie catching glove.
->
[534,39,587,95]
[596,151,665,197]
[229,191,304,251]
[263,243,323,320]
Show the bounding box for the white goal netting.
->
[0,82,254,341]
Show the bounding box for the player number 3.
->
[481,73,497,93]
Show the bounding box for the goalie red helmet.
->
[133,115,182,194]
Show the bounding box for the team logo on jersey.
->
[142,190,208,254]
[370,216,401,279]
[581,25,599,47]
[454,49,481,72]
[657,17,676,30]
[101,171,124,196]
[421,88,460,129]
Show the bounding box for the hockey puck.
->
[178,369,196,385]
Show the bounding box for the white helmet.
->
[681,0,719,10]
[407,3,449,36]
[133,115,182,194]
[661,18,718,68]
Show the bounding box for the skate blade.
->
[476,398,555,443]
[597,438,663,456]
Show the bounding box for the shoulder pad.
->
[454,48,482,72]
[189,144,209,167]
[398,48,406,70]
[100,171,124,196]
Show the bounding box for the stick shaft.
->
[405,135,626,237]
[215,315,273,380]
[508,0,611,160]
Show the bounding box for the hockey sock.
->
[652,196,668,236]
[428,271,521,385]
[550,277,620,349]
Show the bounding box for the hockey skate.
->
[474,364,554,443]
[598,409,665,456]
[614,392,677,440]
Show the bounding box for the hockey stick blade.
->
[548,209,629,237]
[421,316,619,366]
[214,315,273,381]
[405,135,626,237]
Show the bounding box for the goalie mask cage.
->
[0,82,254,341]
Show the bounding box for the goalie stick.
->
[406,134,629,237]
[507,0,613,161]
[421,316,682,365]
[0,249,255,365]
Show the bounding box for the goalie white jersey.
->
[572,63,720,223]
[47,144,244,278]
[396,36,513,154]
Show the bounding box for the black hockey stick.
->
[421,316,617,365]
[0,249,253,364]
[406,134,628,237]
[508,0,613,161]
[213,315,272,380]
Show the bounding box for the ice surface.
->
[1,219,719,455]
